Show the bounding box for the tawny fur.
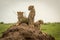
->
[28,5,35,25]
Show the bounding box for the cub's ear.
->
[21,12,24,13]
[17,12,19,13]
[31,6,34,8]
[29,6,34,8]
[17,12,24,13]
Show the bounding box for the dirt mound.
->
[0,23,55,40]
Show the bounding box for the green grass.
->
[41,23,60,40]
[0,24,12,37]
[0,23,60,40]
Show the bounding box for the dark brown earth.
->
[0,23,55,40]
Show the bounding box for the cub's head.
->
[28,5,34,10]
